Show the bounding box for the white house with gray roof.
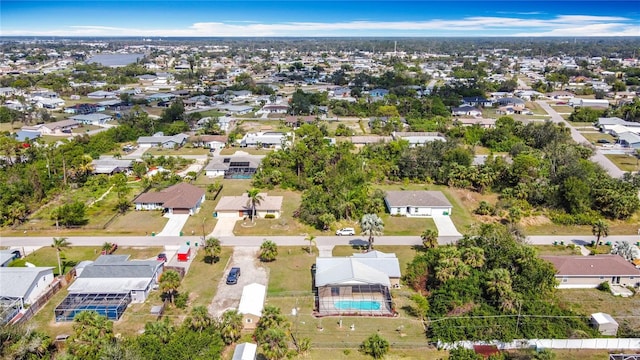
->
[385,190,453,217]
[137,132,189,148]
[0,267,55,317]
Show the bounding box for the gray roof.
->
[137,133,188,145]
[78,255,161,278]
[0,267,54,299]
[91,159,133,174]
[618,132,640,145]
[204,155,264,171]
[69,113,112,122]
[14,130,41,142]
[315,257,394,287]
[385,190,452,208]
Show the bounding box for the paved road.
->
[2,234,638,248]
[536,100,625,178]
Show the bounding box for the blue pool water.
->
[334,300,381,311]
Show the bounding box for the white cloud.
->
[2,14,638,37]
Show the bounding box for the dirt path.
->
[208,246,268,318]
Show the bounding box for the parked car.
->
[157,253,167,262]
[335,227,356,236]
[597,139,611,144]
[226,267,241,285]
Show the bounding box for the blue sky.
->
[1,1,639,37]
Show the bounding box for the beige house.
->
[214,193,283,219]
[238,283,266,330]
[542,255,640,289]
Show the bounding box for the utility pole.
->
[515,301,522,337]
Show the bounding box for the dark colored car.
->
[226,267,241,285]
[597,139,611,144]
[157,253,167,262]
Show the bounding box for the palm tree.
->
[360,213,384,251]
[360,333,390,360]
[246,188,264,223]
[305,234,316,255]
[51,237,71,276]
[259,328,289,360]
[188,306,212,332]
[219,309,243,345]
[462,246,486,268]
[259,240,278,262]
[485,268,513,299]
[420,229,439,249]
[203,237,222,264]
[159,270,181,304]
[591,219,609,251]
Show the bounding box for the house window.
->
[331,287,340,296]
[562,277,568,283]
[246,318,252,323]
[414,208,419,212]
[600,277,604,280]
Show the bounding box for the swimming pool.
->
[334,300,381,311]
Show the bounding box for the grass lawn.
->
[181,248,232,307]
[557,288,640,332]
[145,147,210,156]
[579,132,616,144]
[550,105,574,113]
[71,124,101,133]
[196,109,225,118]
[29,282,75,339]
[293,348,445,360]
[534,244,582,256]
[0,121,26,132]
[380,215,436,236]
[219,147,273,156]
[20,245,101,276]
[106,210,169,236]
[263,246,316,296]
[568,121,596,127]
[525,101,549,115]
[605,154,640,172]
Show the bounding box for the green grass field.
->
[605,154,639,172]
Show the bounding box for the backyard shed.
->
[238,283,266,329]
[590,312,618,336]
[177,245,191,262]
[232,342,257,360]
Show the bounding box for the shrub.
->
[175,292,189,309]
[474,201,495,216]
[264,214,276,219]
[597,281,611,293]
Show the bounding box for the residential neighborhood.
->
[1,34,640,360]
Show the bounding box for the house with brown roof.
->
[22,119,80,135]
[134,183,205,215]
[384,190,453,217]
[214,193,283,219]
[541,255,640,289]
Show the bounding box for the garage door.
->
[172,208,190,214]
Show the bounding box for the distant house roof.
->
[134,182,205,210]
[392,132,446,144]
[350,135,392,144]
[0,267,54,300]
[42,119,79,131]
[542,255,640,277]
[91,159,133,174]
[137,133,188,146]
[14,130,41,141]
[452,105,482,113]
[496,97,525,106]
[215,193,282,212]
[189,135,228,144]
[238,283,266,317]
[385,190,452,208]
[69,113,112,123]
[205,155,263,172]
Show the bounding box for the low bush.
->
[474,201,495,216]
[597,281,611,292]
[264,214,276,219]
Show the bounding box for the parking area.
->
[432,215,462,237]
[209,217,237,237]
[157,214,190,236]
[208,246,268,317]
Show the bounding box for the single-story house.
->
[240,132,290,148]
[55,255,163,321]
[64,103,104,114]
[237,283,266,329]
[69,113,112,125]
[368,88,389,98]
[33,97,65,109]
[496,97,526,108]
[87,90,117,99]
[217,104,253,115]
[462,96,492,107]
[146,93,175,102]
[385,190,453,217]
[0,267,55,313]
[204,155,263,178]
[134,182,205,215]
[256,104,289,115]
[590,313,619,336]
[392,132,446,146]
[617,132,640,149]
[137,132,189,148]
[91,159,133,175]
[0,249,21,267]
[452,106,483,117]
[214,193,283,219]
[189,135,228,150]
[569,98,610,108]
[596,117,640,131]
[232,343,257,360]
[314,251,400,316]
[22,119,80,135]
[541,255,640,289]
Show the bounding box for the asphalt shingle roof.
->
[385,191,452,208]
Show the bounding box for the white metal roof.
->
[232,343,257,360]
[315,258,392,287]
[68,277,151,294]
[0,267,54,299]
[591,312,618,325]
[237,283,266,317]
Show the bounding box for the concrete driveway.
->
[432,215,462,237]
[208,246,268,317]
[209,218,237,237]
[157,214,190,236]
